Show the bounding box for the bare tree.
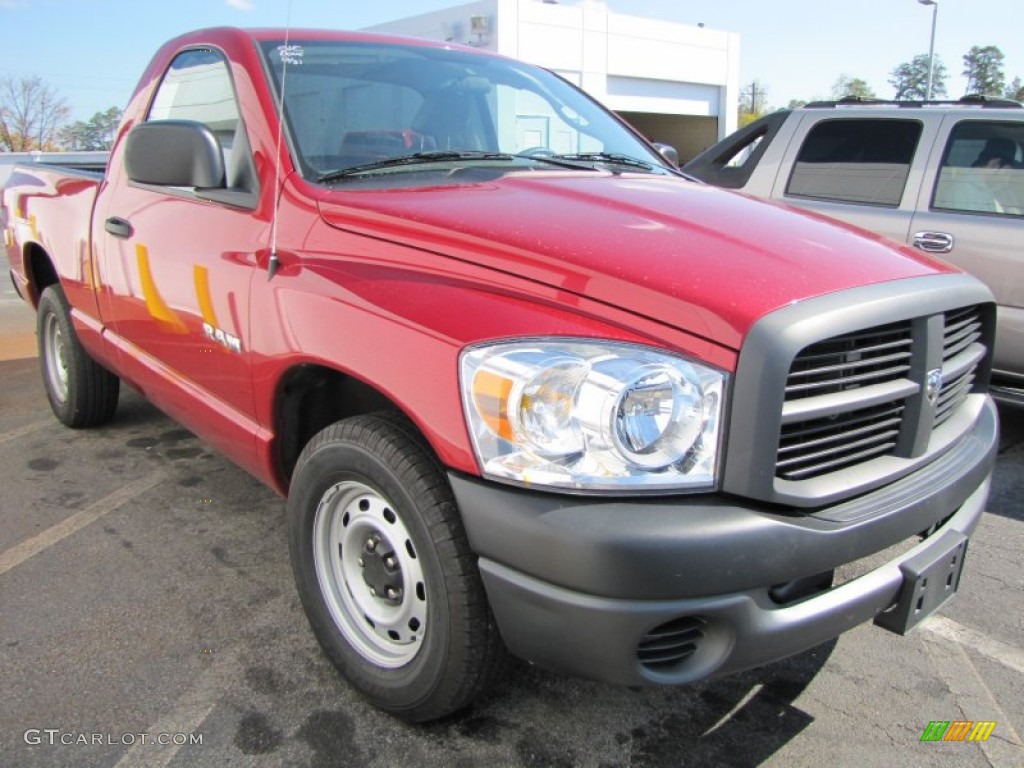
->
[0,75,71,151]
[1006,76,1024,102]
[738,80,769,127]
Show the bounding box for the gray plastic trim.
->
[723,273,995,508]
[474,478,988,687]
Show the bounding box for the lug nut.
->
[384,556,397,570]
[366,537,378,552]
[386,587,402,600]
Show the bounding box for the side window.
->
[148,49,256,196]
[786,119,922,207]
[932,121,1024,217]
[683,111,789,189]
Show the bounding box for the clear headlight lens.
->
[460,340,725,493]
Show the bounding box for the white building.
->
[366,0,740,163]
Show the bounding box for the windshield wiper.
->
[511,152,602,171]
[549,152,657,172]
[318,151,516,182]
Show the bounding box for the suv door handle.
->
[912,231,954,254]
[104,217,133,238]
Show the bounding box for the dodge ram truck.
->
[1,28,999,722]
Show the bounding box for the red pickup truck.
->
[1,27,999,722]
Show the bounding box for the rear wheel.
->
[287,413,506,722]
[37,284,119,428]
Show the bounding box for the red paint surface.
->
[1,27,959,495]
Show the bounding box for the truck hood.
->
[316,172,953,350]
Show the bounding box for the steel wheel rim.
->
[312,480,427,667]
[43,312,69,404]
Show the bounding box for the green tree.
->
[889,54,948,100]
[1005,76,1024,102]
[59,106,123,150]
[0,75,70,151]
[962,45,1005,97]
[832,75,876,101]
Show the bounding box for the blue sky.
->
[0,0,1020,121]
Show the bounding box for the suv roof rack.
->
[804,94,1022,109]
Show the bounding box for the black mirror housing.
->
[125,120,225,188]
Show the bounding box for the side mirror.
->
[125,120,225,188]
[653,142,680,168]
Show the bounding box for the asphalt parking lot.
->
[1,280,1023,767]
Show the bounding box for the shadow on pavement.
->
[427,640,836,767]
[990,402,1024,521]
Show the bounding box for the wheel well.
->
[276,365,404,484]
[26,244,58,305]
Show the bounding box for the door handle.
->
[104,217,133,238]
[912,231,954,254]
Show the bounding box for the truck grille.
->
[936,306,983,427]
[776,306,985,482]
[783,321,913,400]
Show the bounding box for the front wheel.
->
[287,413,506,721]
[37,284,119,428]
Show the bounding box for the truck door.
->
[909,116,1024,381]
[94,48,262,423]
[769,115,938,245]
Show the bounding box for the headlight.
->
[460,339,725,493]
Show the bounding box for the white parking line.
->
[922,615,1024,676]
[0,473,166,576]
[113,650,243,768]
[113,592,292,768]
[0,419,52,447]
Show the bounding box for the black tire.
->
[37,284,120,428]
[287,413,506,722]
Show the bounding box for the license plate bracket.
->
[874,530,968,636]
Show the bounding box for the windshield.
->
[259,38,671,182]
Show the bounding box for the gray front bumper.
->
[449,397,997,686]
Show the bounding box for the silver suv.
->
[684,97,1024,402]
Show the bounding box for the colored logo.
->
[920,720,997,742]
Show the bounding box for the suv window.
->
[681,111,789,189]
[786,119,922,207]
[148,48,257,200]
[933,120,1024,216]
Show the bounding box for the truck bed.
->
[3,163,103,318]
